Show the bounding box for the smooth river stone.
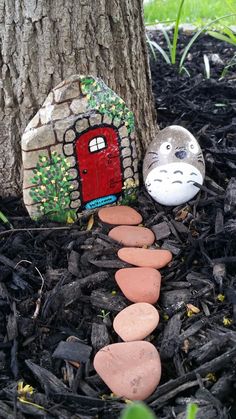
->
[108,225,155,247]
[93,341,161,400]
[113,303,159,341]
[117,247,172,268]
[115,267,161,304]
[98,205,142,225]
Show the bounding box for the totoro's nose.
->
[175,150,187,159]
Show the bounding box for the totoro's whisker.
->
[172,180,183,184]
[148,160,158,170]
[173,170,183,175]
[197,159,205,165]
[154,179,162,182]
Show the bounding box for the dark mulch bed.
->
[1,30,236,418]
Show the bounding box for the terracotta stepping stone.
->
[115,267,161,304]
[117,247,172,268]
[113,302,159,341]
[93,341,161,400]
[108,225,155,247]
[98,205,142,225]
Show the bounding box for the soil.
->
[0,30,236,419]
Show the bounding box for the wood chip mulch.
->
[0,30,236,418]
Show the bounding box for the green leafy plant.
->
[80,76,135,134]
[120,402,156,419]
[208,25,236,46]
[30,152,76,223]
[147,4,235,75]
[186,403,198,419]
[119,402,198,419]
[97,309,110,320]
[146,0,185,66]
[220,52,236,78]
[120,178,139,205]
[0,210,13,228]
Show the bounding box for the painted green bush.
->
[29,152,76,222]
[80,76,135,134]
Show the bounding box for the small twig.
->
[0,225,83,237]
[14,260,45,319]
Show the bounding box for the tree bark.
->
[0,0,157,197]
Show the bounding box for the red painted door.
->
[76,126,122,203]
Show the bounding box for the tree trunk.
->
[0,0,157,197]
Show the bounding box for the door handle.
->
[82,169,88,174]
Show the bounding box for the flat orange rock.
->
[117,247,172,268]
[115,267,161,304]
[98,205,142,225]
[113,302,159,341]
[93,341,161,400]
[108,225,155,247]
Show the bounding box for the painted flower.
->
[41,185,46,191]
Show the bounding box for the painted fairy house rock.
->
[22,75,139,222]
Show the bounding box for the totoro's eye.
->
[188,140,199,154]
[160,142,172,155]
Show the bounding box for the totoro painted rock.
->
[143,125,205,206]
[21,75,139,222]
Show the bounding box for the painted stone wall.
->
[22,75,139,222]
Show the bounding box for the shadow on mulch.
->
[0,30,236,419]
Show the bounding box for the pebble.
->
[98,205,142,225]
[108,225,155,247]
[93,341,161,400]
[113,302,159,341]
[115,267,161,304]
[117,247,172,268]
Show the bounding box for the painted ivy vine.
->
[80,76,135,134]
[29,152,76,222]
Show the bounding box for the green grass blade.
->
[208,30,236,46]
[146,34,158,60]
[160,26,173,56]
[0,210,13,229]
[220,52,236,78]
[147,39,171,64]
[171,0,185,64]
[222,25,236,42]
[186,403,198,419]
[180,65,191,77]
[120,402,156,419]
[203,54,211,79]
[179,13,236,71]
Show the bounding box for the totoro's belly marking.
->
[145,162,203,206]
